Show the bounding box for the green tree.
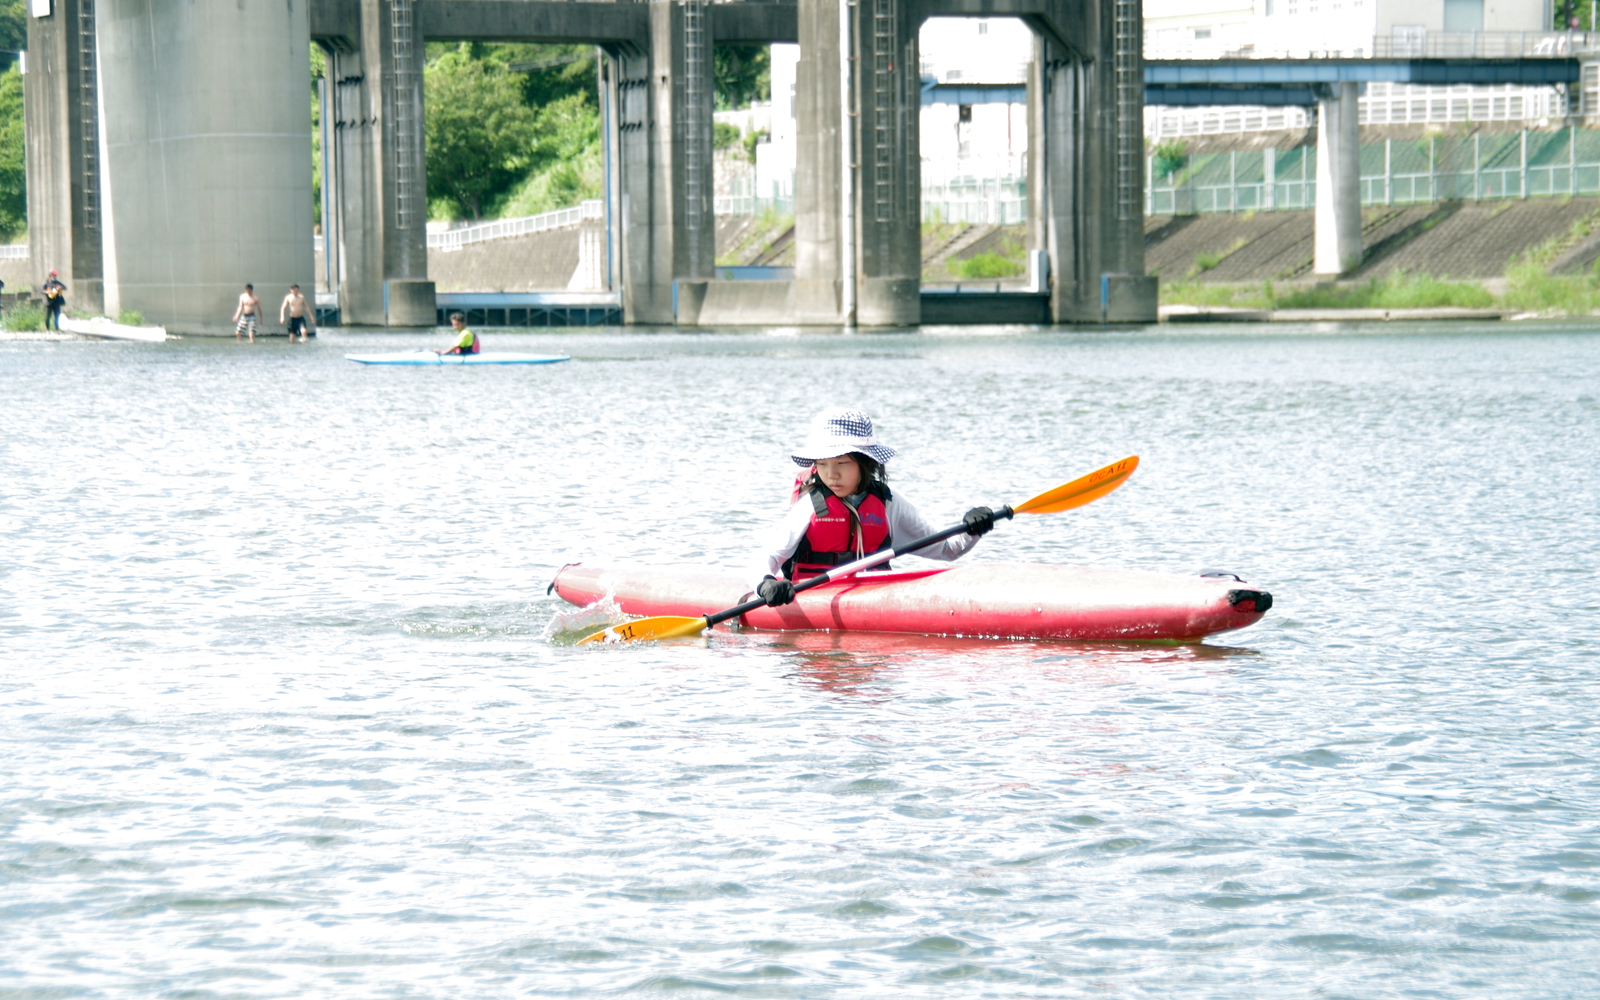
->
[424,45,538,219]
[714,45,770,110]
[0,0,23,73]
[497,92,602,217]
[310,44,324,229]
[0,65,24,241]
[0,1,25,240]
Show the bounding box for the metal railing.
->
[1147,128,1600,214]
[1145,31,1600,61]
[425,200,604,251]
[713,194,794,215]
[922,179,1028,225]
[1147,83,1568,139]
[0,244,28,260]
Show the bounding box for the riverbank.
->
[1161,304,1510,322]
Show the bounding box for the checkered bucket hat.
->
[791,407,898,468]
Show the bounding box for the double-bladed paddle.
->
[578,455,1139,645]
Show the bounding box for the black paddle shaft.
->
[702,505,1015,630]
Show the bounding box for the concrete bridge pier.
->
[1033,21,1155,323]
[318,1,434,327]
[793,0,922,327]
[609,1,716,325]
[849,0,921,326]
[793,0,846,323]
[1314,81,1363,276]
[22,0,102,317]
[27,0,315,334]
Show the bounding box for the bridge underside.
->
[25,0,1155,331]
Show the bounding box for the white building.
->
[1144,0,1567,139]
[1145,0,1551,59]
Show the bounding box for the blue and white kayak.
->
[345,351,570,366]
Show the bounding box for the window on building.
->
[1194,27,1212,38]
[1443,0,1483,31]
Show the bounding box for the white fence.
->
[1147,83,1570,140]
[1145,31,1600,61]
[713,194,794,216]
[0,244,27,260]
[922,179,1027,225]
[427,199,604,251]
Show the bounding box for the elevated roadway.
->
[1143,55,1584,275]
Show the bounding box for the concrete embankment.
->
[1147,197,1600,288]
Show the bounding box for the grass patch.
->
[118,309,145,326]
[1275,273,1494,309]
[953,251,1023,279]
[3,303,45,331]
[1162,272,1494,310]
[1500,262,1600,314]
[715,208,793,267]
[1160,282,1273,309]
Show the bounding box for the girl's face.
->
[814,455,862,497]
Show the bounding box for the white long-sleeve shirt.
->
[749,491,980,589]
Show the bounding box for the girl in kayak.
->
[750,407,996,607]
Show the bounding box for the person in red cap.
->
[41,270,66,331]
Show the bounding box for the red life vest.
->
[785,480,893,579]
[462,330,481,354]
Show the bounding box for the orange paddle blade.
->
[1012,456,1138,515]
[577,615,709,645]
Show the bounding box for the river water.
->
[3,322,1597,998]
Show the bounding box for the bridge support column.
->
[1314,81,1362,276]
[850,0,920,326]
[795,0,920,326]
[610,1,714,325]
[63,0,315,333]
[23,0,103,316]
[321,0,433,327]
[1035,5,1155,325]
[793,0,845,322]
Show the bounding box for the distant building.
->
[1146,0,1550,59]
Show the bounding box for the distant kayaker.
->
[748,407,995,607]
[232,284,261,342]
[41,270,67,331]
[436,312,481,355]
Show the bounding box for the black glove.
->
[757,576,797,607]
[962,506,996,537]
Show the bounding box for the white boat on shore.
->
[58,316,169,343]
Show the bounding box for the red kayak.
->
[551,562,1271,642]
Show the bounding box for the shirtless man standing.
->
[231,283,261,342]
[279,284,314,342]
